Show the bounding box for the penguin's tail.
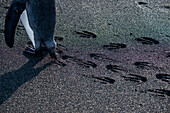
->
[4,0,26,48]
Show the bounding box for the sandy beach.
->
[0,0,169,112]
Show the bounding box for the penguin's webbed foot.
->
[24,47,43,57]
[24,47,35,54]
[49,51,57,59]
[49,48,59,59]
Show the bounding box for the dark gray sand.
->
[0,0,170,112]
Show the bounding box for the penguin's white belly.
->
[20,10,35,48]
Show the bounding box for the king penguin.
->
[4,0,59,59]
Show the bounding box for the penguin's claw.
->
[50,52,57,59]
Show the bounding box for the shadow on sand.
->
[0,53,54,105]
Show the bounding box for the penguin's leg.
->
[34,39,43,57]
[24,38,43,57]
[49,48,57,59]
[4,0,26,48]
[20,10,43,57]
[44,39,57,59]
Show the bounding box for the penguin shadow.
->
[0,53,55,105]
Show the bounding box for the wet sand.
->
[0,0,170,112]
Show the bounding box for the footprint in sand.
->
[133,61,163,71]
[106,64,126,73]
[61,55,97,68]
[138,2,148,5]
[165,35,170,38]
[166,53,170,57]
[136,1,152,9]
[83,75,115,84]
[156,74,170,84]
[160,6,170,10]
[4,6,10,9]
[147,89,170,97]
[133,61,158,70]
[102,43,126,50]
[89,53,118,62]
[54,36,64,41]
[134,61,151,69]
[55,61,67,67]
[77,60,97,68]
[164,49,170,58]
[135,37,159,45]
[62,55,73,60]
[121,74,147,83]
[75,30,97,38]
[158,5,170,12]
[89,53,102,60]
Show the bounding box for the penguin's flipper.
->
[4,0,26,48]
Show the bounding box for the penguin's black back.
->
[26,0,56,41]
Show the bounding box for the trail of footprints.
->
[68,31,169,97]
[105,64,147,83]
[1,2,168,98]
[25,30,169,88]
[137,1,170,11]
[23,30,168,97]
